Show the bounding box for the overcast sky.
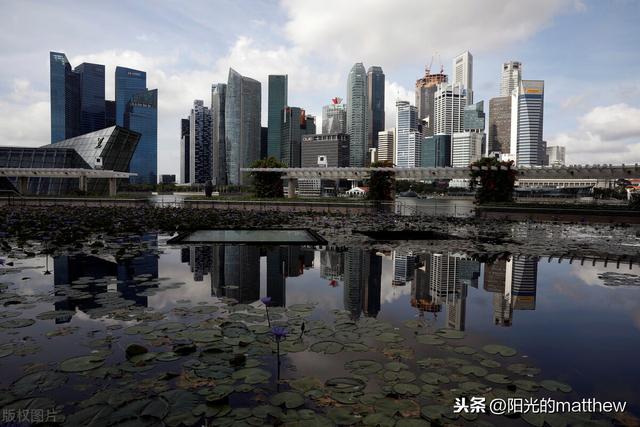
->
[1,0,639,176]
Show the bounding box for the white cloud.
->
[578,104,640,141]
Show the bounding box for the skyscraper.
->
[395,101,421,168]
[180,118,190,184]
[510,80,544,165]
[452,51,473,103]
[434,83,468,135]
[377,130,394,163]
[463,101,485,132]
[347,63,368,167]
[267,75,288,160]
[189,100,213,184]
[125,89,158,184]
[452,132,483,167]
[421,134,451,167]
[487,97,512,155]
[546,145,566,166]
[322,98,347,134]
[115,67,146,127]
[74,63,105,135]
[211,83,227,185]
[500,61,522,97]
[49,52,82,142]
[281,107,314,168]
[105,100,116,127]
[367,66,385,150]
[415,66,447,137]
[225,69,261,186]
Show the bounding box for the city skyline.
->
[1,1,639,177]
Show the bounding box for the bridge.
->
[0,168,137,196]
[242,164,640,197]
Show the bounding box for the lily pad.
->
[419,372,450,385]
[482,344,517,357]
[375,332,404,343]
[59,355,105,373]
[327,407,359,426]
[416,334,445,346]
[344,359,383,376]
[393,383,421,396]
[0,319,35,329]
[270,391,305,409]
[435,329,465,339]
[310,340,344,354]
[485,373,512,384]
[458,365,488,377]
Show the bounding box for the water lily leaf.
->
[420,405,448,422]
[514,379,539,392]
[385,361,408,372]
[392,383,421,396]
[310,340,344,354]
[0,318,35,328]
[458,365,488,377]
[344,359,382,376]
[485,373,512,384]
[231,367,271,384]
[11,371,66,396]
[435,329,465,339]
[419,372,450,385]
[36,310,76,321]
[280,340,308,352]
[459,381,488,392]
[270,391,305,409]
[327,407,359,425]
[396,419,431,427]
[344,342,369,352]
[453,346,477,355]
[156,352,180,362]
[540,380,572,393]
[0,344,13,358]
[375,332,404,343]
[289,376,323,392]
[362,413,395,427]
[482,344,517,357]
[416,334,445,345]
[59,355,105,372]
[325,377,366,393]
[480,359,501,368]
[507,363,541,376]
[188,329,222,343]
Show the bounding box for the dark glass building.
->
[50,52,80,143]
[301,133,350,167]
[105,100,116,127]
[211,83,227,186]
[0,126,139,195]
[115,66,147,127]
[74,63,105,135]
[281,107,314,168]
[267,75,288,160]
[180,118,190,184]
[367,66,385,150]
[421,134,451,167]
[125,89,158,184]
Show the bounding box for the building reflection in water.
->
[178,244,543,329]
[53,234,159,322]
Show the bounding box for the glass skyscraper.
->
[211,83,227,185]
[50,52,80,143]
[74,63,105,135]
[125,89,158,184]
[267,75,287,160]
[225,68,261,186]
[115,67,147,127]
[367,66,385,150]
[347,63,368,167]
[189,100,213,184]
[511,80,544,166]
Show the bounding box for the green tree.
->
[367,160,395,201]
[250,157,286,198]
[469,157,516,204]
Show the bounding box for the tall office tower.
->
[301,134,350,167]
[50,52,80,142]
[225,68,261,186]
[428,253,465,305]
[105,100,116,127]
[434,83,468,135]
[323,98,347,134]
[363,252,382,318]
[266,247,286,307]
[377,130,394,163]
[223,246,260,303]
[487,96,512,155]
[538,140,548,166]
[320,249,344,281]
[343,248,370,320]
[189,100,213,184]
[546,145,566,166]
[463,101,485,132]
[483,259,506,293]
[210,246,225,297]
[189,246,213,282]
[74,63,105,135]
[367,66,385,150]
[452,51,473,103]
[180,118,190,184]
[261,127,268,159]
[395,101,421,168]
[347,63,368,167]
[125,89,158,184]
[421,134,451,167]
[506,258,538,310]
[267,75,288,159]
[281,107,313,168]
[493,292,513,327]
[511,80,544,165]
[115,67,146,127]
[500,61,522,97]
[452,132,483,167]
[415,66,448,137]
[211,83,227,185]
[392,250,416,286]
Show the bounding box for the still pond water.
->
[1,235,639,426]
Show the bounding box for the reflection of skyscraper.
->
[210,246,225,297]
[189,246,213,282]
[320,249,344,281]
[266,247,286,307]
[343,248,369,319]
[457,258,481,288]
[493,292,513,327]
[363,252,382,318]
[411,264,441,313]
[427,253,469,330]
[483,259,506,293]
[224,246,260,303]
[392,250,417,286]
[508,258,538,310]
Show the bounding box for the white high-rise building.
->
[377,130,394,163]
[510,80,544,166]
[546,145,565,166]
[395,101,421,168]
[500,61,522,97]
[434,83,468,136]
[453,51,473,103]
[347,63,368,167]
[452,132,483,167]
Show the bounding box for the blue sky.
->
[0,0,639,176]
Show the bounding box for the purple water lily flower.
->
[260,296,272,306]
[271,326,288,340]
